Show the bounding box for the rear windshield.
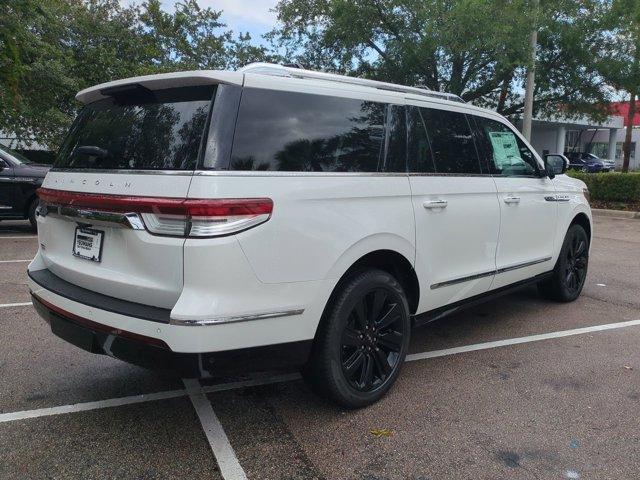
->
[56,86,214,170]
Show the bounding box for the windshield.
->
[56,85,215,170]
[0,144,33,165]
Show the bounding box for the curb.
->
[592,208,640,220]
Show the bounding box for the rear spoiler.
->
[75,70,244,104]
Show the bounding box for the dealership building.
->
[523,106,639,170]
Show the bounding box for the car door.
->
[0,155,15,215]
[472,115,558,290]
[408,105,500,313]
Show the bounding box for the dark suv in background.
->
[0,144,50,229]
[565,152,609,173]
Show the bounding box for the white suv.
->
[28,63,591,407]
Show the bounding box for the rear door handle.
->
[423,199,448,209]
[503,195,520,204]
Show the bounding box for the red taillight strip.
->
[36,188,273,217]
[32,293,170,350]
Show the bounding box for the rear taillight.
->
[142,198,273,237]
[37,188,273,238]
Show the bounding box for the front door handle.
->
[503,195,521,204]
[423,199,448,209]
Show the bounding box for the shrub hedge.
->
[566,171,640,203]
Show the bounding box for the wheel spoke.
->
[377,330,403,352]
[370,290,387,324]
[359,354,374,388]
[353,299,367,330]
[372,349,392,378]
[565,269,573,286]
[575,240,586,256]
[342,327,361,347]
[376,302,399,330]
[343,350,365,377]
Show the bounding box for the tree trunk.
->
[622,92,636,173]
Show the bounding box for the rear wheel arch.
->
[324,249,420,317]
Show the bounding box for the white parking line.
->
[184,379,248,480]
[0,259,31,264]
[0,373,299,423]
[0,302,32,308]
[0,236,37,240]
[405,318,640,362]
[1,319,640,424]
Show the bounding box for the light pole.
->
[522,0,539,141]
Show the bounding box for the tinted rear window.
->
[56,86,214,170]
[224,89,395,172]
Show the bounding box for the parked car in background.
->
[601,158,617,171]
[565,152,609,173]
[0,144,50,229]
[28,63,592,407]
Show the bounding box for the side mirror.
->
[0,159,6,172]
[544,155,568,179]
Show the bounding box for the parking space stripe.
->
[0,373,299,424]
[184,379,248,480]
[0,236,37,239]
[0,259,31,263]
[0,302,32,308]
[2,320,640,426]
[406,318,640,362]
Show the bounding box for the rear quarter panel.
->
[187,173,416,284]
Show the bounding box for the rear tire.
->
[303,269,411,408]
[538,224,589,302]
[27,198,38,231]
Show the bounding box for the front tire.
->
[304,269,411,408]
[538,224,589,302]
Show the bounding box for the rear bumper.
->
[31,293,312,378]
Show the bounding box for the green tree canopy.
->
[0,0,271,148]
[269,0,612,118]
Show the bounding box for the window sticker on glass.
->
[488,131,522,168]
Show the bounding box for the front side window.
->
[56,86,214,170]
[418,107,482,174]
[474,116,539,177]
[228,89,393,172]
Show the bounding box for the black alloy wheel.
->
[303,269,411,408]
[538,224,589,302]
[563,228,588,297]
[340,288,405,392]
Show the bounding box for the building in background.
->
[521,109,638,170]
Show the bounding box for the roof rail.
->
[239,62,465,104]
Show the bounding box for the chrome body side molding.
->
[170,309,305,326]
[430,256,553,290]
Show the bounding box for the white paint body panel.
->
[29,68,592,355]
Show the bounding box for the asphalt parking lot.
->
[1,216,639,480]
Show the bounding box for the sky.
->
[124,0,279,44]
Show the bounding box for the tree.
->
[595,0,640,172]
[0,0,270,150]
[269,0,611,120]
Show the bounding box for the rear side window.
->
[418,107,482,174]
[473,116,539,176]
[56,86,214,170]
[226,89,395,172]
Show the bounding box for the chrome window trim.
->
[170,308,305,326]
[430,256,553,290]
[49,168,194,176]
